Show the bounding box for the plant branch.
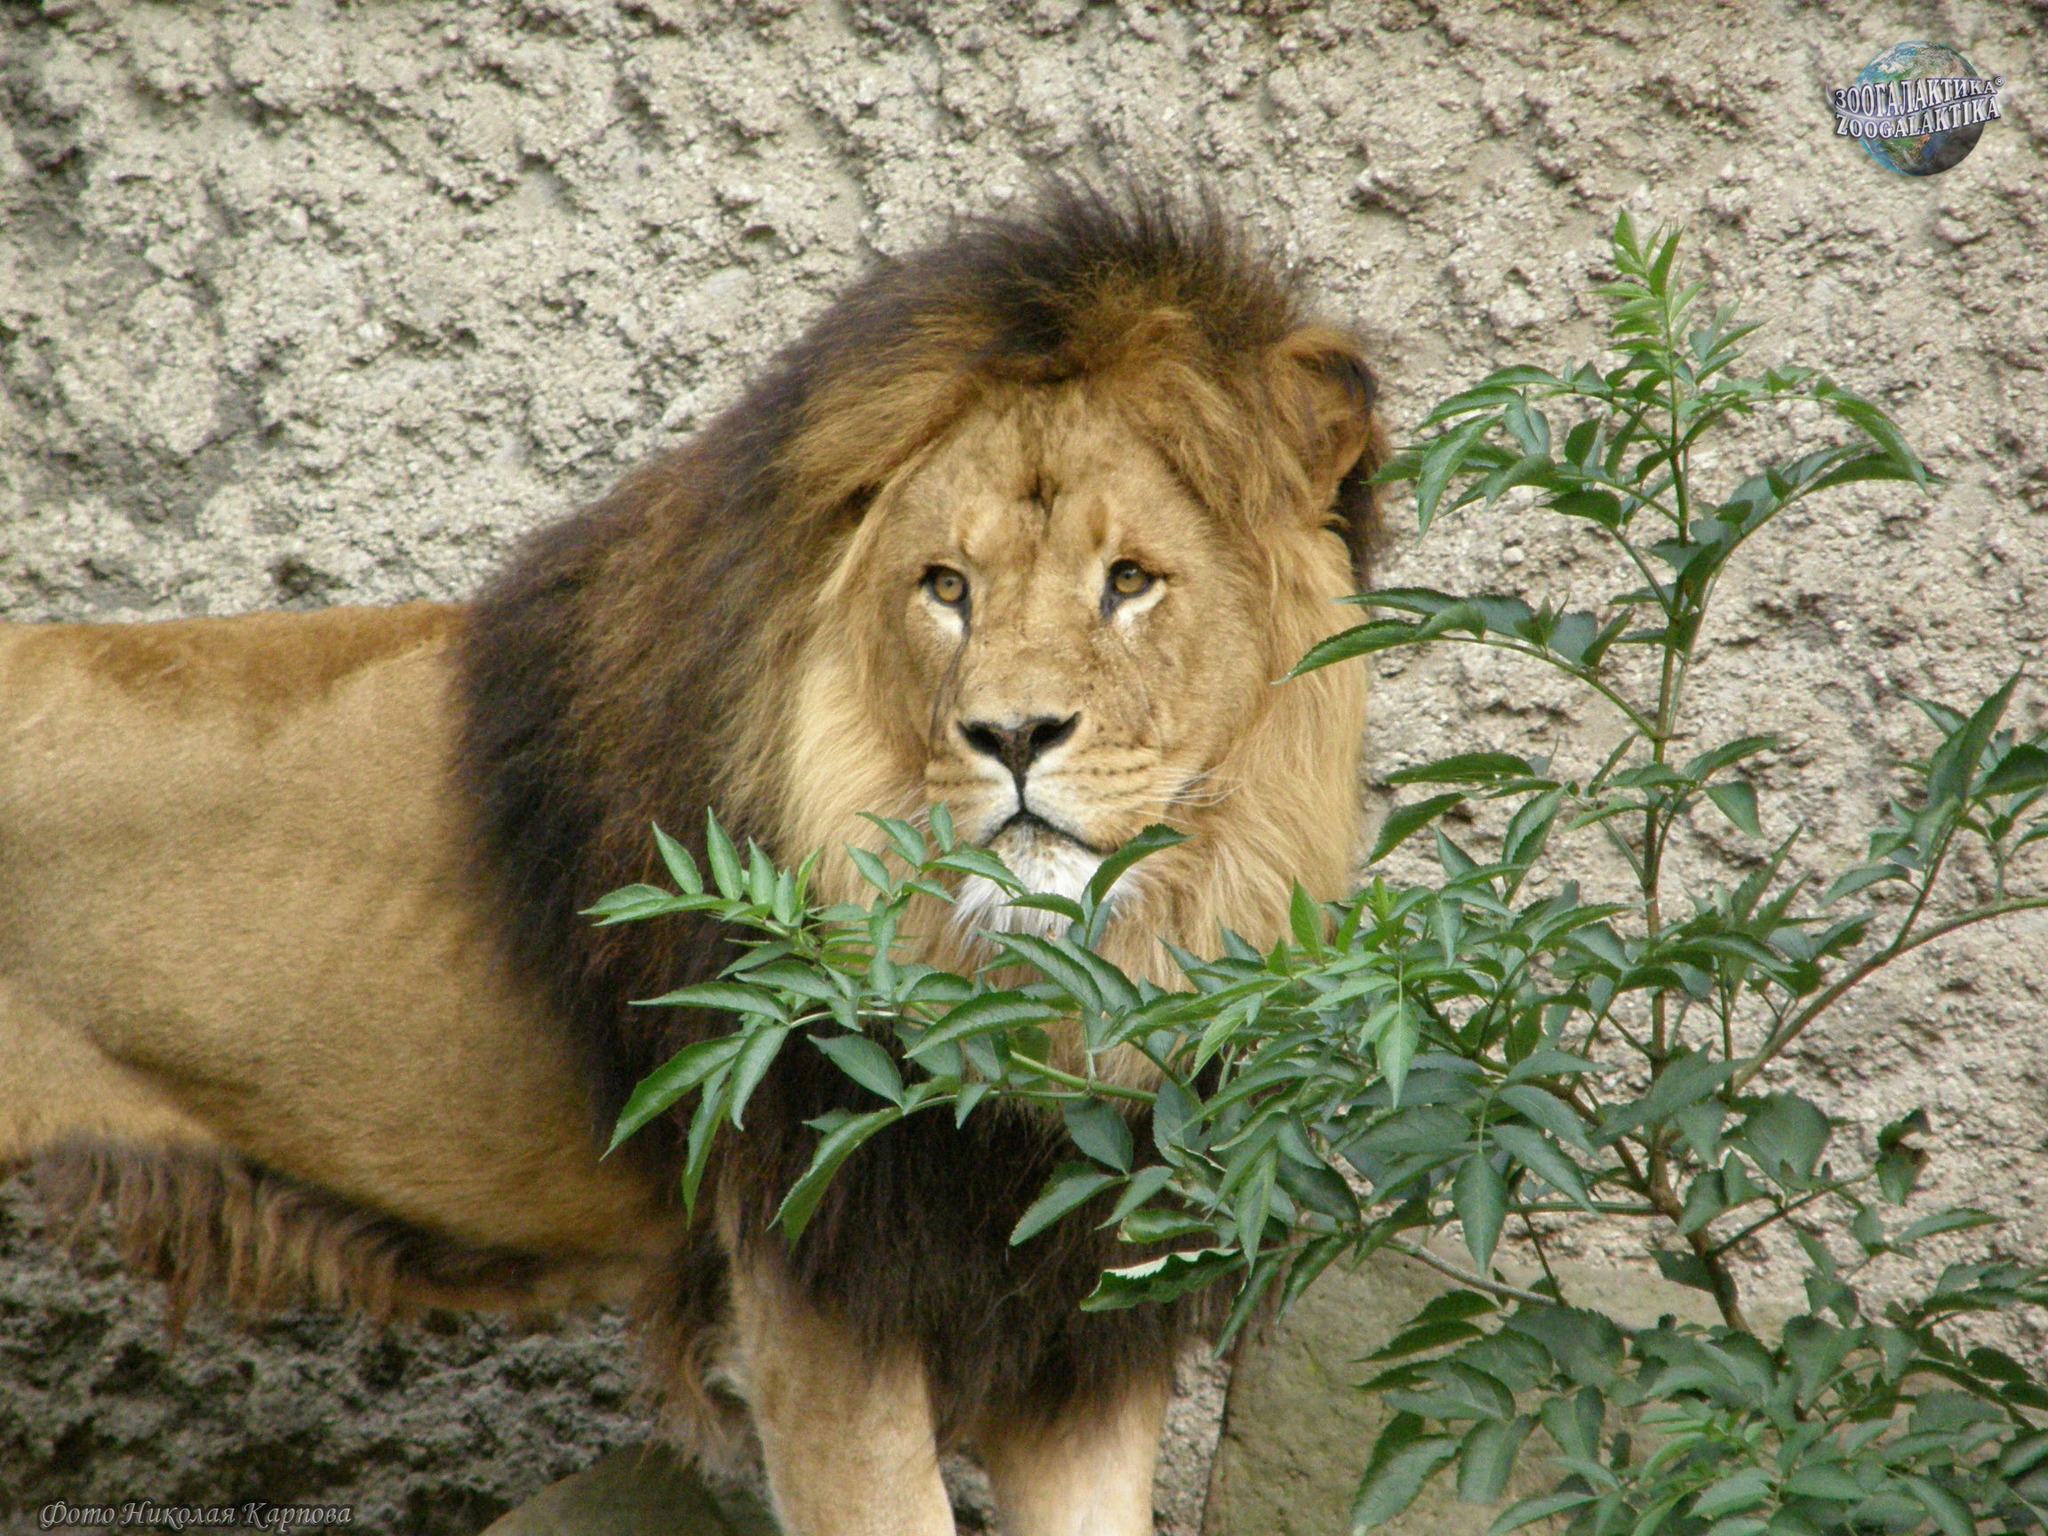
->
[1386,1237,1562,1308]
[1730,894,2048,1092]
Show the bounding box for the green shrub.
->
[594,214,2048,1536]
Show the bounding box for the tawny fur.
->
[3,186,1386,1527]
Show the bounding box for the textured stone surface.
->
[3,0,2046,1532]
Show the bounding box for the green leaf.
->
[1894,1208,1998,1246]
[1455,1154,1508,1273]
[1780,1466,1868,1503]
[1814,380,1930,488]
[848,845,895,895]
[1388,752,1539,786]
[1081,1247,1242,1310]
[1289,620,1430,677]
[583,885,693,923]
[651,824,705,894]
[933,846,1026,892]
[1380,1004,1421,1108]
[774,1106,902,1241]
[1011,1162,1119,1245]
[1497,1085,1595,1154]
[1352,1417,1461,1532]
[1596,1048,1733,1146]
[1901,1475,1973,1536]
[726,1024,792,1128]
[1705,781,1763,838]
[912,991,1062,1057]
[609,1034,746,1153]
[1928,673,2019,809]
[1981,742,2048,797]
[1102,1164,1175,1228]
[1691,1468,1771,1522]
[632,981,786,1018]
[1063,1098,1135,1172]
[1085,823,1187,908]
[1490,1124,1594,1212]
[811,1033,904,1107]
[704,812,743,899]
[1416,414,1505,532]
[1486,1490,1595,1536]
[1822,862,1911,905]
[1731,1093,1832,1190]
[1370,1319,1488,1360]
[1538,1387,1604,1461]
[1372,794,1467,863]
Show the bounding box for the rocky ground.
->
[3,0,2046,1530]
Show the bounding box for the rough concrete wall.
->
[2,0,2046,1531]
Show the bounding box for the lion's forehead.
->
[886,395,1215,581]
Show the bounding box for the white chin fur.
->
[949,833,1152,941]
[951,833,1098,938]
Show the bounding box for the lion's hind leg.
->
[728,1255,956,1536]
[978,1372,1174,1536]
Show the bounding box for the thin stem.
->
[1731,894,2048,1092]
[1707,1180,1858,1260]
[1386,1238,1561,1308]
[1005,1054,1156,1103]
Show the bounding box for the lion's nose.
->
[958,713,1079,784]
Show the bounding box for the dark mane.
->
[455,183,1382,1437]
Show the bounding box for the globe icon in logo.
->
[1854,41,1986,176]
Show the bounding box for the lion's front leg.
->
[978,1373,1172,1536]
[729,1257,955,1536]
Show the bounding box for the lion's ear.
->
[1265,327,1378,511]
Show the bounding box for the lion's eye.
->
[1106,560,1154,600]
[925,566,969,607]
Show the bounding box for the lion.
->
[0,187,1382,1534]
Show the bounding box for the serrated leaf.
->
[1455,1153,1507,1273]
[1011,1161,1118,1245]
[1822,863,1911,905]
[1692,1468,1771,1522]
[1372,794,1467,863]
[649,823,705,894]
[1491,1124,1594,1212]
[1352,1418,1461,1532]
[1063,1098,1134,1172]
[1901,1475,1972,1536]
[1085,823,1187,908]
[1497,1085,1595,1154]
[811,1033,904,1107]
[1981,742,2048,797]
[1894,1208,1998,1246]
[726,1024,791,1129]
[1457,1414,1535,1503]
[773,1106,901,1241]
[911,991,1062,1057]
[704,812,743,899]
[1416,414,1505,532]
[1388,752,1539,786]
[1486,1490,1595,1536]
[632,981,785,1017]
[1705,781,1763,838]
[1080,1247,1241,1310]
[609,1034,747,1154]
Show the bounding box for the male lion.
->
[0,189,1382,1534]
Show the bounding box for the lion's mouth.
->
[991,808,1104,856]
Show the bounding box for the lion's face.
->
[880,395,1273,902]
[787,380,1366,964]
